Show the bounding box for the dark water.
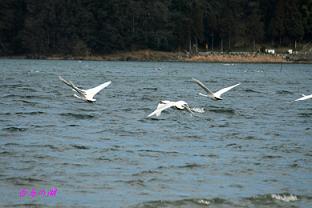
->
[0,59,311,208]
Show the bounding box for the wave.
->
[30,144,63,151]
[0,151,14,156]
[244,89,262,93]
[0,112,11,116]
[142,87,158,91]
[245,193,301,204]
[131,193,303,208]
[59,112,95,119]
[208,108,235,115]
[15,111,46,115]
[2,94,38,99]
[0,84,23,89]
[124,179,145,187]
[241,135,263,140]
[191,107,205,113]
[156,163,207,171]
[4,203,46,207]
[1,94,16,98]
[137,149,179,155]
[71,144,90,150]
[16,86,38,92]
[298,112,312,117]
[132,170,161,177]
[13,99,39,105]
[131,198,232,208]
[30,124,55,128]
[4,143,20,146]
[5,177,45,185]
[141,95,155,101]
[276,90,293,95]
[262,155,283,159]
[271,194,298,202]
[3,127,28,132]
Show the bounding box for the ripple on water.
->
[5,177,46,186]
[207,107,236,115]
[59,112,96,119]
[3,127,28,132]
[4,203,47,208]
[71,144,90,150]
[15,111,46,115]
[298,112,312,117]
[275,90,293,95]
[131,198,233,208]
[156,163,207,171]
[131,193,304,208]
[132,170,161,177]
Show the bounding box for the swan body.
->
[147,100,192,117]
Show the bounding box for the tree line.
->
[0,0,311,56]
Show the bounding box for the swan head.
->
[214,97,223,100]
[175,101,189,110]
[87,98,96,102]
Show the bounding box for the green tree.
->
[0,0,26,54]
[271,0,286,45]
[244,0,264,50]
[285,0,304,45]
[299,0,312,41]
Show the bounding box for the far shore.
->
[1,50,311,63]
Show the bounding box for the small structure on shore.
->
[265,49,275,54]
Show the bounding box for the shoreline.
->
[1,50,311,64]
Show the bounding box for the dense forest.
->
[0,0,311,56]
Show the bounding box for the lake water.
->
[0,59,311,208]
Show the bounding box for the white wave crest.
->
[271,194,298,202]
[191,107,205,113]
[197,199,210,205]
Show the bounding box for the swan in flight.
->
[192,78,240,100]
[294,93,312,101]
[147,100,193,117]
[59,76,111,102]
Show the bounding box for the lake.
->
[0,59,311,207]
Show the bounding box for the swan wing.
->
[147,101,175,117]
[192,78,214,96]
[59,76,86,96]
[85,81,111,99]
[214,83,240,98]
[295,93,312,101]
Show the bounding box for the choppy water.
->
[0,59,311,208]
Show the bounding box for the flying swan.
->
[59,76,111,102]
[192,78,240,100]
[147,100,193,117]
[294,93,312,102]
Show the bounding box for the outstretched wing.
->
[85,81,111,99]
[214,83,240,98]
[192,78,214,96]
[295,93,312,101]
[59,76,86,96]
[147,101,175,117]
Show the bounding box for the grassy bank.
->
[3,49,308,63]
[48,50,291,63]
[184,53,286,63]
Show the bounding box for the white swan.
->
[59,76,111,102]
[295,93,312,101]
[147,100,192,117]
[192,78,240,100]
